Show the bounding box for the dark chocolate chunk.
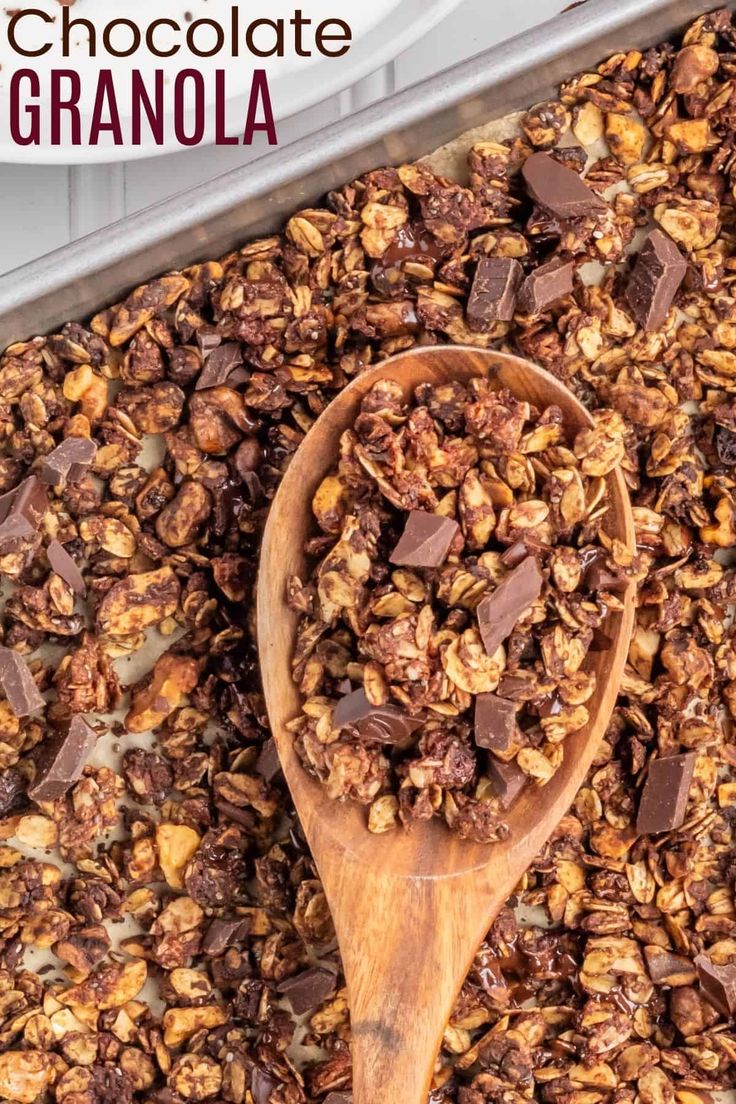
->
[215,797,256,828]
[717,425,736,466]
[324,1096,352,1104]
[537,692,563,718]
[583,549,625,592]
[644,946,697,985]
[625,229,687,331]
[196,329,222,358]
[28,715,98,802]
[277,967,336,1015]
[501,540,530,568]
[477,557,544,657]
[41,437,97,485]
[474,694,517,754]
[47,539,86,596]
[467,257,523,328]
[251,1069,280,1104]
[636,752,696,835]
[487,757,528,811]
[0,475,49,545]
[517,258,574,315]
[695,953,736,1016]
[522,151,607,218]
[202,917,249,956]
[332,688,423,746]
[0,765,26,817]
[255,738,281,782]
[389,510,459,569]
[195,342,244,390]
[0,646,44,716]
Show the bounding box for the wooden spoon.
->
[258,346,635,1104]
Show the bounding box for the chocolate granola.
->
[286,378,628,840]
[0,7,735,1102]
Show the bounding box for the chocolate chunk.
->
[324,1096,352,1104]
[583,549,625,592]
[372,223,445,297]
[695,953,736,1016]
[636,752,696,835]
[0,646,44,716]
[202,917,249,956]
[487,757,528,810]
[501,540,530,568]
[644,946,697,985]
[277,966,336,1014]
[251,1069,280,1104]
[47,539,86,596]
[255,738,281,782]
[41,437,97,485]
[517,258,574,315]
[27,715,98,803]
[477,557,544,657]
[389,510,459,569]
[467,257,523,328]
[195,342,244,390]
[475,693,517,754]
[0,475,49,545]
[332,688,423,745]
[625,229,687,331]
[537,692,563,718]
[0,765,26,817]
[521,152,607,219]
[196,329,222,358]
[717,425,736,466]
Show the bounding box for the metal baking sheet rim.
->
[0,0,726,348]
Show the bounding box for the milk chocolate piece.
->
[195,342,244,390]
[41,437,97,485]
[0,475,49,545]
[475,693,517,754]
[0,646,44,716]
[277,967,336,1014]
[27,715,97,802]
[644,946,697,985]
[477,557,544,657]
[625,229,687,331]
[255,738,281,782]
[518,258,574,315]
[467,257,523,328]
[522,152,607,218]
[487,757,528,810]
[695,953,736,1016]
[636,752,696,835]
[251,1069,280,1104]
[332,688,423,746]
[389,510,459,569]
[47,539,86,596]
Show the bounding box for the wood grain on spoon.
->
[258,347,636,1104]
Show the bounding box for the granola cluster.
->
[0,6,736,1103]
[287,378,628,840]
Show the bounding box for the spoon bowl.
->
[258,346,635,1104]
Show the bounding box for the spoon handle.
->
[333,859,506,1104]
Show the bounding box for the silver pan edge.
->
[0,0,725,346]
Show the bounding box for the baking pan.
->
[0,0,727,347]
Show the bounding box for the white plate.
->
[0,0,464,163]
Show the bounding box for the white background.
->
[0,0,561,276]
